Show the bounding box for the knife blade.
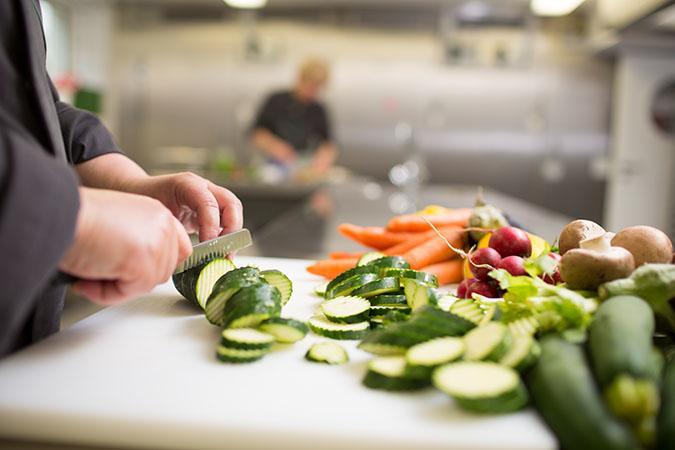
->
[173,228,252,274]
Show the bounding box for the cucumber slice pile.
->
[352,277,401,298]
[261,270,293,305]
[173,258,236,309]
[402,278,439,311]
[326,273,380,299]
[321,296,371,324]
[222,283,281,329]
[363,356,428,391]
[369,294,408,306]
[308,315,370,340]
[382,268,439,287]
[432,362,528,413]
[305,342,349,365]
[204,267,261,326]
[450,298,485,325]
[259,318,308,343]
[357,252,386,266]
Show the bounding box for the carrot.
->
[306,258,358,280]
[420,259,463,286]
[401,228,464,270]
[386,208,472,233]
[383,226,460,256]
[329,251,364,259]
[338,223,422,250]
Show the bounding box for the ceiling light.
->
[223,0,267,9]
[530,0,586,17]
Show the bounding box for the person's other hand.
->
[129,172,243,242]
[270,141,298,166]
[59,188,193,305]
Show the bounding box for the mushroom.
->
[611,225,674,267]
[558,219,606,255]
[560,233,635,290]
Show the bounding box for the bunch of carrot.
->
[306,208,472,285]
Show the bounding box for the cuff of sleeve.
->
[57,102,122,164]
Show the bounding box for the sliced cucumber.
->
[220,328,275,350]
[464,322,512,362]
[406,337,464,378]
[365,256,410,270]
[321,296,371,324]
[221,283,281,329]
[382,268,439,287]
[308,315,370,340]
[450,298,484,325]
[173,258,236,309]
[358,252,386,266]
[215,345,270,363]
[358,341,407,356]
[363,356,428,391]
[369,294,408,306]
[437,294,458,312]
[432,362,528,413]
[499,335,540,371]
[507,316,539,337]
[314,282,329,298]
[402,278,439,311]
[326,273,379,299]
[260,269,293,305]
[204,267,261,326]
[326,266,380,295]
[369,305,411,316]
[258,317,308,343]
[352,277,401,298]
[305,342,349,365]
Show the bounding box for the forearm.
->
[251,128,295,161]
[75,153,149,192]
[316,141,337,162]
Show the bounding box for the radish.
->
[466,280,499,298]
[489,226,532,257]
[497,255,527,276]
[469,248,502,281]
[456,278,477,298]
[542,252,562,284]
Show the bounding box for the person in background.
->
[250,57,338,178]
[0,0,243,358]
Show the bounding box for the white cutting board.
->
[0,256,556,450]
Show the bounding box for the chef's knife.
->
[53,228,252,284]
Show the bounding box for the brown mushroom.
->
[560,233,635,290]
[611,225,673,267]
[558,219,606,255]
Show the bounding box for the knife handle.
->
[52,271,79,285]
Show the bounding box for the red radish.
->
[497,255,527,276]
[542,252,562,284]
[466,280,499,298]
[456,278,477,298]
[469,248,502,281]
[489,226,532,257]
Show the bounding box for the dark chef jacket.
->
[0,0,121,357]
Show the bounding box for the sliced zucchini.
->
[308,315,370,340]
[305,342,349,365]
[215,345,270,363]
[258,317,308,344]
[450,298,484,325]
[437,294,458,312]
[221,283,281,329]
[365,256,410,270]
[173,258,236,309]
[432,362,528,413]
[363,356,428,391]
[321,296,371,324]
[369,294,407,306]
[220,328,275,350]
[402,278,439,311]
[499,335,540,371]
[405,337,464,378]
[326,273,379,299]
[260,270,293,305]
[382,268,439,287]
[325,266,381,295]
[464,322,512,362]
[507,316,539,337]
[314,282,329,298]
[357,252,386,266]
[351,277,401,298]
[204,267,261,326]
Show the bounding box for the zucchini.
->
[352,277,401,298]
[369,294,408,306]
[498,335,540,371]
[449,298,484,325]
[657,358,675,450]
[432,362,528,414]
[363,356,428,391]
[326,273,379,299]
[221,283,281,329]
[204,267,261,326]
[381,268,439,287]
[365,256,410,270]
[321,296,371,324]
[405,337,464,378]
[528,336,638,450]
[463,322,512,362]
[215,345,270,363]
[173,258,236,309]
[325,266,380,295]
[305,342,349,365]
[308,315,370,340]
[260,270,293,305]
[220,328,275,350]
[258,317,308,343]
[402,278,439,311]
[357,252,385,266]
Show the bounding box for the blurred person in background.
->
[0,0,243,358]
[250,57,338,180]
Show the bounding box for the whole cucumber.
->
[528,336,638,450]
[657,358,675,450]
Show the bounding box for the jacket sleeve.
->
[0,124,80,356]
[50,78,122,164]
